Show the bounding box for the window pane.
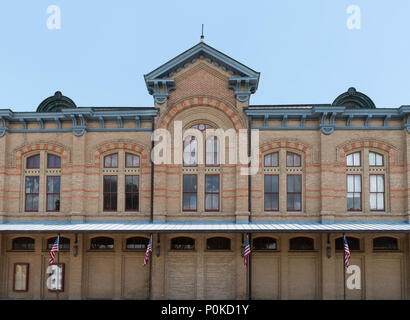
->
[377,175,384,192]
[347,154,353,166]
[370,175,377,192]
[369,152,375,166]
[264,194,272,210]
[294,176,301,192]
[272,176,279,193]
[354,194,361,209]
[272,194,278,210]
[205,194,212,209]
[264,176,272,193]
[110,177,117,192]
[347,175,354,192]
[294,194,301,210]
[376,154,383,166]
[354,175,361,192]
[286,153,293,166]
[287,176,294,192]
[370,193,377,210]
[287,194,294,210]
[190,176,197,192]
[190,194,197,209]
[294,154,301,166]
[377,194,384,210]
[126,153,140,167]
[183,194,190,209]
[353,152,360,166]
[347,194,354,210]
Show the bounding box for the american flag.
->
[244,235,251,266]
[343,235,351,268]
[143,235,152,267]
[49,235,60,265]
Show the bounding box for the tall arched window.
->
[102,151,140,212]
[90,237,114,250]
[24,152,61,212]
[12,237,35,250]
[183,136,197,166]
[289,237,314,250]
[171,237,195,250]
[206,237,230,250]
[264,152,278,167]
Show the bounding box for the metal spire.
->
[200,24,204,42]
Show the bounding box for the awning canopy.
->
[0,221,409,233]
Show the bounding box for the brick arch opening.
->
[159,96,245,130]
[91,140,148,167]
[13,142,70,169]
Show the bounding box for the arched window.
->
[104,153,118,168]
[126,237,148,249]
[264,152,278,167]
[373,237,398,250]
[183,136,197,166]
[335,237,360,251]
[346,152,361,167]
[205,136,219,166]
[286,152,301,167]
[47,237,70,250]
[253,237,277,250]
[12,237,35,250]
[90,237,114,250]
[206,237,230,250]
[27,154,40,169]
[369,152,383,166]
[289,237,314,250]
[126,153,140,168]
[47,154,61,168]
[171,237,195,250]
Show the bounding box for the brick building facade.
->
[0,41,409,299]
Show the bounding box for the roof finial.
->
[200,24,204,42]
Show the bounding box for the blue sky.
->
[0,0,409,111]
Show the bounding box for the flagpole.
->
[343,233,346,300]
[148,233,153,300]
[57,233,60,300]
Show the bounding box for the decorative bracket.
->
[70,115,86,137]
[146,79,176,105]
[0,117,6,137]
[228,77,258,102]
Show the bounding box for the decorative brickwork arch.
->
[335,138,400,166]
[11,141,71,168]
[158,95,246,130]
[259,138,317,166]
[90,139,149,167]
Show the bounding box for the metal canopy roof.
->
[0,222,409,233]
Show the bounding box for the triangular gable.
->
[144,42,260,104]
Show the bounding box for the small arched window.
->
[125,153,140,168]
[335,237,360,251]
[104,153,118,168]
[12,237,35,250]
[206,136,219,166]
[47,154,61,168]
[90,237,114,250]
[253,237,277,250]
[286,152,301,167]
[264,152,279,167]
[369,152,383,166]
[171,237,195,250]
[126,237,148,249]
[183,136,197,166]
[47,237,70,250]
[373,237,398,250]
[346,152,361,167]
[27,155,40,169]
[289,237,314,250]
[206,237,230,250]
